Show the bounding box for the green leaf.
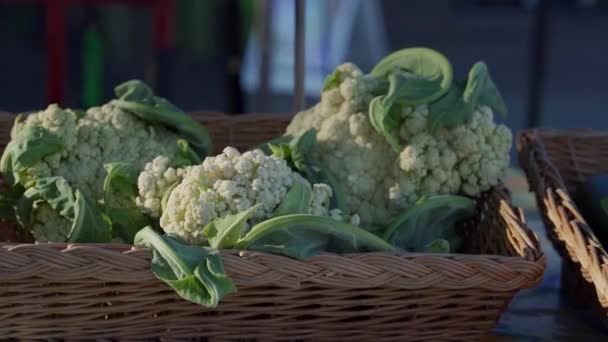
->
[368,95,402,152]
[254,134,294,155]
[464,62,508,118]
[271,179,312,218]
[371,47,453,103]
[105,207,150,243]
[266,131,316,172]
[300,160,347,212]
[67,190,112,243]
[382,195,475,253]
[236,214,397,260]
[289,128,316,156]
[0,126,64,185]
[267,143,293,166]
[23,177,77,220]
[424,239,450,253]
[161,181,179,214]
[384,69,450,107]
[313,166,348,212]
[103,163,139,199]
[8,127,63,172]
[134,227,236,308]
[427,81,473,134]
[23,176,112,243]
[103,162,150,243]
[322,69,344,91]
[15,194,34,229]
[264,130,347,213]
[114,80,181,110]
[203,204,261,249]
[171,139,202,168]
[427,62,508,134]
[280,144,292,163]
[16,177,112,243]
[110,80,212,158]
[267,143,284,157]
[289,128,317,171]
[368,70,449,151]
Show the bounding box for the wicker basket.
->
[0,112,545,341]
[518,129,608,328]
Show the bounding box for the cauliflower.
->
[29,202,72,243]
[2,80,210,243]
[21,104,181,200]
[136,156,186,218]
[287,61,512,228]
[9,104,183,242]
[308,183,360,225]
[160,147,353,244]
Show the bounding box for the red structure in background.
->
[1,0,174,106]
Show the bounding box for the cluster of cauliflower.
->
[13,104,184,242]
[17,104,181,200]
[137,147,356,244]
[287,63,512,228]
[6,52,514,247]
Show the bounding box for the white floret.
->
[160,147,355,244]
[393,105,512,209]
[160,148,295,243]
[308,183,333,216]
[29,203,72,243]
[136,156,186,218]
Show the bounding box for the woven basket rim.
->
[517,128,608,305]
[0,240,546,291]
[0,241,545,261]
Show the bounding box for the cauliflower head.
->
[29,202,72,243]
[19,104,181,201]
[9,104,190,242]
[160,147,355,244]
[286,62,512,228]
[136,155,186,218]
[1,80,210,243]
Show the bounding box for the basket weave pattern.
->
[0,113,545,341]
[518,129,608,323]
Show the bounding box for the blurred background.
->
[1,1,608,339]
[1,0,607,132]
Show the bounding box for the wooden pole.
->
[293,0,305,112]
[526,0,551,128]
[46,0,66,105]
[225,0,245,114]
[258,0,272,113]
